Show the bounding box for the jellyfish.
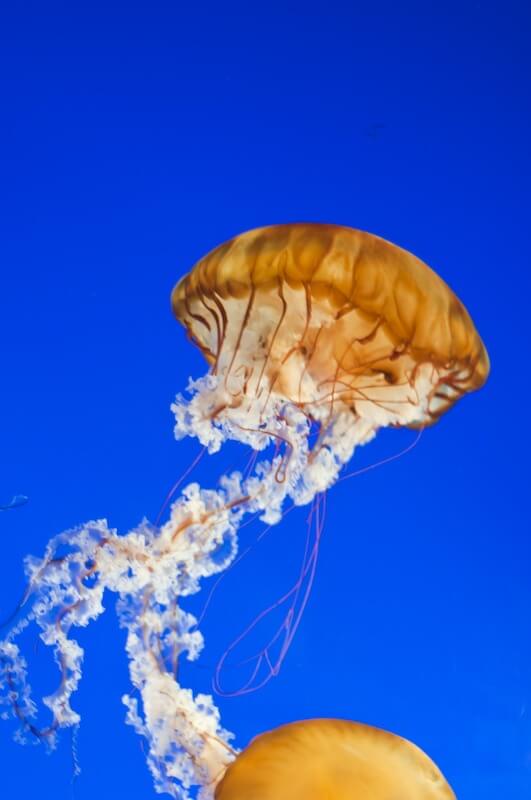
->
[215,718,456,799]
[0,224,488,799]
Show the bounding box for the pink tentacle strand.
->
[339,427,424,483]
[213,492,327,697]
[155,446,207,526]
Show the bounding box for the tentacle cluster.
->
[0,377,378,799]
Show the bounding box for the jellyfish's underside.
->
[173,223,489,428]
[215,718,455,800]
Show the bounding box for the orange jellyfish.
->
[172,223,488,431]
[0,223,487,800]
[215,718,456,800]
[171,222,489,696]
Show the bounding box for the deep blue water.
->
[1,2,530,798]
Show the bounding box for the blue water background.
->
[1,2,530,798]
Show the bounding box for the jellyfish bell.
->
[172,223,489,433]
[214,718,456,800]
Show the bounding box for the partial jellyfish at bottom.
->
[215,719,456,800]
[0,224,488,799]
